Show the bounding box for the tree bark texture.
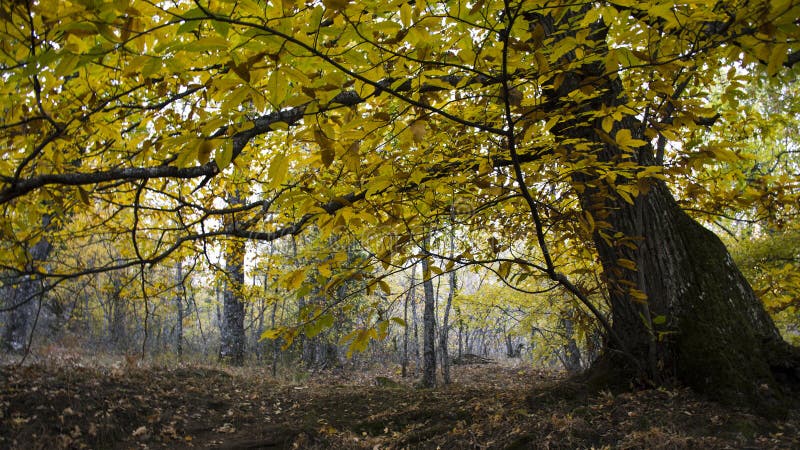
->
[539,11,800,411]
[220,239,246,365]
[440,211,456,384]
[421,255,437,388]
[2,228,51,353]
[591,181,797,409]
[402,265,416,378]
[2,276,36,352]
[108,275,127,350]
[220,196,247,365]
[175,261,184,357]
[560,311,582,373]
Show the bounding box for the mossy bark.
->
[534,7,800,412]
[588,181,799,414]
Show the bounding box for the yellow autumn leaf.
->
[378,279,391,294]
[215,139,234,170]
[197,139,214,165]
[584,210,595,233]
[281,268,308,290]
[400,2,412,28]
[602,116,614,134]
[767,43,788,76]
[615,129,647,149]
[314,127,336,167]
[498,261,511,279]
[629,289,648,302]
[268,153,289,188]
[322,0,350,11]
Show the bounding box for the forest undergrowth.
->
[1,350,799,449]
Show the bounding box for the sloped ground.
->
[1,359,799,449]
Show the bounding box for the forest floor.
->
[1,353,799,449]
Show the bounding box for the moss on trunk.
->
[535,4,800,415]
[585,187,799,417]
[672,210,786,415]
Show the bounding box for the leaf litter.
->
[1,361,798,449]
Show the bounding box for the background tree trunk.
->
[402,265,415,378]
[411,281,420,370]
[2,221,51,353]
[421,253,437,388]
[457,313,463,360]
[439,209,456,384]
[219,195,246,365]
[439,277,452,384]
[175,261,183,358]
[560,310,582,373]
[108,275,128,351]
[219,239,246,365]
[2,275,38,352]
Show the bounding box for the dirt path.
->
[1,362,798,449]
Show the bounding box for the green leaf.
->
[767,43,788,76]
[141,57,162,78]
[212,20,230,38]
[215,139,234,170]
[54,53,80,78]
[400,2,412,28]
[305,313,334,338]
[182,37,229,52]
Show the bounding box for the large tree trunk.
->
[588,180,798,411]
[540,12,800,412]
